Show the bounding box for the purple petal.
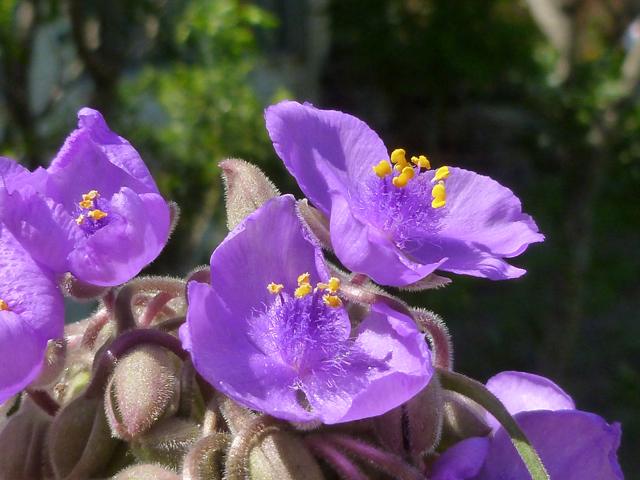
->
[430,437,490,480]
[0,222,64,404]
[476,410,623,480]
[484,371,575,433]
[67,189,170,286]
[440,168,544,256]
[180,281,316,422]
[0,311,49,405]
[404,168,543,280]
[332,302,433,423]
[208,194,329,321]
[265,101,388,215]
[47,109,159,205]
[330,192,445,286]
[0,186,78,272]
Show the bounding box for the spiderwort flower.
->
[265,101,544,286]
[0,108,170,286]
[0,220,64,405]
[430,371,623,480]
[180,195,433,424]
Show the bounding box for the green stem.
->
[437,368,550,480]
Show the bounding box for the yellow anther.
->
[431,182,446,209]
[401,166,415,180]
[75,214,85,226]
[434,166,450,181]
[297,272,310,285]
[390,149,406,165]
[0,299,10,311]
[267,282,284,294]
[79,190,100,209]
[372,160,392,178]
[327,277,340,293]
[88,209,108,220]
[295,283,313,298]
[412,155,431,169]
[323,294,342,308]
[393,173,410,188]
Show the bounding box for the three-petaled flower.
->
[0,108,170,286]
[180,195,433,424]
[265,101,544,286]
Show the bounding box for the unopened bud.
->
[106,345,180,440]
[0,399,51,480]
[247,430,324,480]
[47,395,119,479]
[131,417,200,471]
[111,464,181,480]
[373,375,444,456]
[297,199,333,250]
[219,158,280,231]
[438,390,492,451]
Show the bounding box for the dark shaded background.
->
[1,0,638,476]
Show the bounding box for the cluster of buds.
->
[0,103,623,479]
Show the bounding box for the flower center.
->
[373,148,450,209]
[74,190,111,236]
[248,274,347,373]
[0,299,10,311]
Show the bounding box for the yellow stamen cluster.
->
[267,282,284,294]
[269,275,342,308]
[76,190,108,226]
[372,147,450,209]
[0,299,10,311]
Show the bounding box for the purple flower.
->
[265,101,543,286]
[180,195,433,424]
[430,371,623,480]
[0,220,64,405]
[0,108,170,286]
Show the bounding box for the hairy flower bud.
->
[0,399,51,480]
[246,430,324,480]
[374,375,444,456]
[47,395,119,479]
[131,417,201,471]
[219,158,280,231]
[111,464,181,480]
[105,345,180,440]
[438,389,492,451]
